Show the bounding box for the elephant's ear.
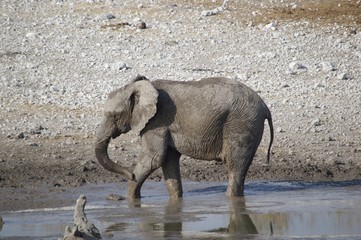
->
[130,80,159,134]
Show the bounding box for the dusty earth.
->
[0,0,360,211]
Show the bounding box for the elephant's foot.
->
[127,180,142,199]
[165,179,183,198]
[226,181,245,197]
[226,187,244,197]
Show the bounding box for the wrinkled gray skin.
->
[95,77,274,199]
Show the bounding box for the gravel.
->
[0,0,360,192]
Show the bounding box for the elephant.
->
[95,76,274,199]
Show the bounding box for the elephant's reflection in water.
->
[212,198,258,235]
[105,197,258,238]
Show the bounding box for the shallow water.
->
[1,180,361,239]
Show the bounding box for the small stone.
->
[106,194,126,201]
[17,132,25,139]
[136,21,146,29]
[132,18,146,29]
[326,170,334,177]
[312,118,322,126]
[328,136,336,141]
[105,14,116,20]
[320,61,335,72]
[53,181,62,187]
[113,61,128,70]
[289,61,306,71]
[337,72,349,80]
[25,32,37,38]
[264,22,277,31]
[349,29,357,35]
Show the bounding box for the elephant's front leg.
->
[127,128,169,199]
[127,154,154,199]
[162,148,182,198]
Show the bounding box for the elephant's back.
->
[152,79,239,112]
[152,78,268,120]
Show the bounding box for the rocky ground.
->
[0,0,360,211]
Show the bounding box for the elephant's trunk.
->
[95,137,135,180]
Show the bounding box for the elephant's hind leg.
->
[162,148,183,198]
[225,136,259,197]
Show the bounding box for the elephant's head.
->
[95,78,159,180]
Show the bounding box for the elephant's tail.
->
[266,110,274,165]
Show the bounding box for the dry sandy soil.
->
[0,0,360,211]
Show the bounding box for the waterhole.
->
[1,180,361,239]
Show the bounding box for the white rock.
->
[25,32,37,38]
[289,62,305,71]
[320,61,335,72]
[337,72,349,80]
[264,22,277,31]
[312,118,322,126]
[113,61,128,71]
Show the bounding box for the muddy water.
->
[1,180,361,239]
